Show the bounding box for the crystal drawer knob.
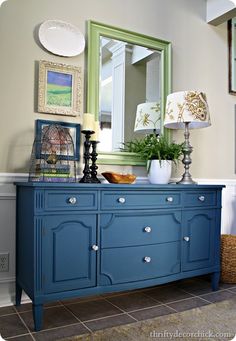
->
[144,226,152,233]
[166,197,173,202]
[118,197,126,204]
[91,245,99,251]
[183,236,190,242]
[144,256,151,263]
[198,195,205,202]
[68,197,77,204]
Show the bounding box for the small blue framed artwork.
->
[35,119,80,161]
[38,60,82,117]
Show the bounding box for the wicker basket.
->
[221,234,236,283]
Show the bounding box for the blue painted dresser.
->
[15,183,224,330]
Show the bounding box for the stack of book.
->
[35,164,73,182]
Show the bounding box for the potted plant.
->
[123,134,183,184]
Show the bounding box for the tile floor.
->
[0,277,236,341]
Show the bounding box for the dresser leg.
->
[15,283,22,306]
[211,271,220,291]
[33,304,43,331]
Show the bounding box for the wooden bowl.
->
[101,172,136,184]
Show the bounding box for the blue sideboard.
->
[15,183,224,331]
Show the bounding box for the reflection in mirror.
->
[87,21,171,165]
[99,37,161,152]
[228,18,236,94]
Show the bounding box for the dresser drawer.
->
[101,191,181,210]
[100,242,180,285]
[101,211,181,248]
[183,191,216,207]
[44,190,97,211]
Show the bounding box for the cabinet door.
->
[182,209,216,271]
[42,214,97,293]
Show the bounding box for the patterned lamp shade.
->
[134,102,161,134]
[164,91,211,129]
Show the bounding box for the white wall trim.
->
[172,177,236,186]
[0,276,15,284]
[0,173,28,183]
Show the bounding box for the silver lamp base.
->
[177,122,197,185]
[177,174,197,185]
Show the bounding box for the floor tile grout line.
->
[139,292,212,313]
[5,332,34,340]
[174,288,214,303]
[103,297,138,322]
[61,296,105,306]
[179,288,226,304]
[0,312,19,318]
[102,297,127,314]
[142,290,194,305]
[13,302,64,314]
[225,288,236,293]
[179,287,212,298]
[103,296,177,321]
[127,303,171,314]
[142,291,164,304]
[30,321,92,336]
[178,286,226,296]
[143,290,214,305]
[161,303,178,313]
[62,302,93,334]
[14,308,36,341]
[83,312,130,323]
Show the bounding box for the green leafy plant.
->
[122,134,183,166]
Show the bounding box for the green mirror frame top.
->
[87,20,172,165]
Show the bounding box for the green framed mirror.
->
[87,20,171,165]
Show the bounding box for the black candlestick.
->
[90,141,100,183]
[79,130,94,183]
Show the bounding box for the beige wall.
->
[0,0,235,179]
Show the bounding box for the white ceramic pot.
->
[148,160,172,184]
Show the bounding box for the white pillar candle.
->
[91,121,100,141]
[82,113,95,131]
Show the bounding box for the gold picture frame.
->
[38,60,82,116]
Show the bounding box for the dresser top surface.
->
[15,182,225,190]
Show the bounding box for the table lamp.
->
[164,91,211,184]
[134,102,161,135]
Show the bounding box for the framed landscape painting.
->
[38,60,82,116]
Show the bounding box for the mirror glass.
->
[228,18,236,94]
[100,37,161,152]
[87,21,171,165]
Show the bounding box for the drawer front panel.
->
[101,191,181,210]
[100,242,180,285]
[44,191,97,211]
[101,211,181,248]
[183,191,216,207]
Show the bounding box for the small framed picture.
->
[38,60,82,116]
[35,119,80,160]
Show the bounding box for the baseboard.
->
[0,278,30,307]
